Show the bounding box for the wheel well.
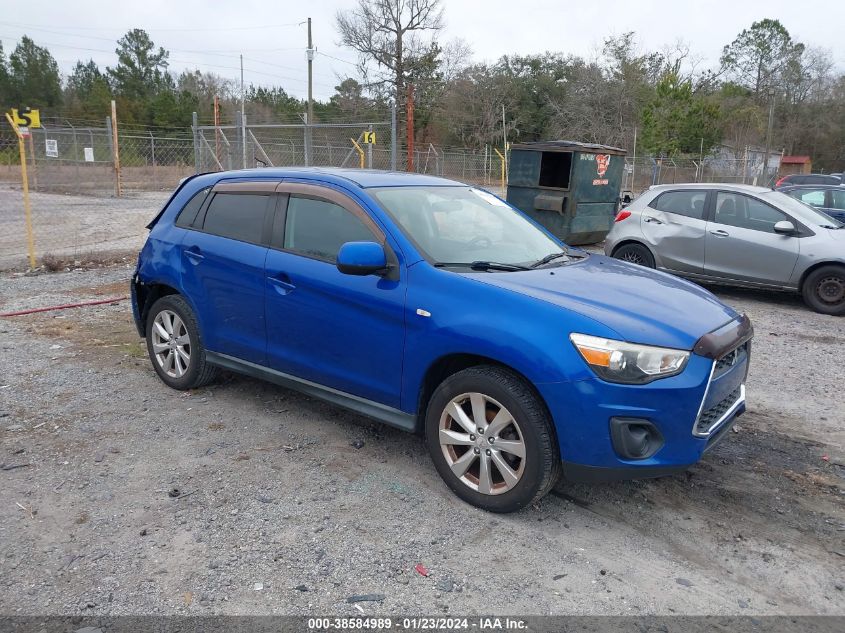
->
[799,261,845,290]
[136,282,180,330]
[415,354,554,436]
[610,239,650,257]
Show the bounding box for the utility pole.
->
[762,87,776,187]
[502,104,507,177]
[305,17,314,166]
[240,54,246,169]
[406,83,415,172]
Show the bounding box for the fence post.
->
[494,147,506,196]
[70,122,80,193]
[367,124,373,169]
[390,102,397,171]
[192,111,199,172]
[109,100,122,197]
[27,132,38,191]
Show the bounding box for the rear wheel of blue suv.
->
[134,169,752,513]
[145,295,218,390]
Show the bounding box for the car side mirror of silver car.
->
[773,220,797,235]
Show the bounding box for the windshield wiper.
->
[530,248,585,268]
[434,260,531,272]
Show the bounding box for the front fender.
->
[400,264,623,413]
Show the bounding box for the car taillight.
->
[615,210,631,222]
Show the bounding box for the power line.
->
[0,33,340,91]
[0,20,304,33]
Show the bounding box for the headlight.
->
[570,333,690,384]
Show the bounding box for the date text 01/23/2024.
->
[307,617,528,631]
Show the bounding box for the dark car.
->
[779,184,845,222]
[775,173,841,187]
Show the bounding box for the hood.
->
[468,255,739,351]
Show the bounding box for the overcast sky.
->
[1,0,842,102]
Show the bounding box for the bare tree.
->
[336,0,444,104]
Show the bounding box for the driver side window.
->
[714,193,787,233]
[283,195,375,262]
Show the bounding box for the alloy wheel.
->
[151,309,191,378]
[438,392,526,495]
[620,251,644,265]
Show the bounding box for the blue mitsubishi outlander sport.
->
[132,168,752,513]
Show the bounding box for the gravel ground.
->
[0,262,843,616]
[0,185,166,270]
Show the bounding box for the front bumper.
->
[540,318,751,481]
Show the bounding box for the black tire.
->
[424,365,560,513]
[801,265,845,316]
[145,294,218,390]
[612,242,655,268]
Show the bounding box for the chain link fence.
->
[622,155,781,194]
[0,111,786,270]
[195,118,395,173]
[0,121,195,270]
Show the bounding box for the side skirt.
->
[205,351,417,433]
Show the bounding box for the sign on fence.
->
[363,131,376,144]
[84,147,94,162]
[10,107,41,128]
[45,139,58,158]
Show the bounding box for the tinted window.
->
[714,192,787,233]
[202,193,268,243]
[652,190,707,219]
[284,196,374,262]
[175,187,210,228]
[788,189,826,207]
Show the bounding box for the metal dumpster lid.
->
[510,140,626,155]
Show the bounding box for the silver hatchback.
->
[604,183,845,315]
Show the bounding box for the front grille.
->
[713,341,748,377]
[695,385,742,435]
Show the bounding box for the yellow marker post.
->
[350,137,365,169]
[5,112,37,269]
[494,147,506,196]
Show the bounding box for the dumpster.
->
[506,140,626,245]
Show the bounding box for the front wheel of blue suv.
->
[425,365,561,513]
[145,295,219,390]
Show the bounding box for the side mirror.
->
[773,220,797,235]
[336,241,387,276]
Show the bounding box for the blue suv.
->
[132,168,752,513]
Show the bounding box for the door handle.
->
[183,248,205,263]
[643,216,663,224]
[710,229,730,237]
[268,273,296,295]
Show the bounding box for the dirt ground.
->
[0,262,843,616]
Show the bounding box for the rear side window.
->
[652,190,707,219]
[284,195,374,262]
[175,187,210,228]
[201,193,269,244]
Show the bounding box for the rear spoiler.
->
[145,173,208,230]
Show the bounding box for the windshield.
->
[762,190,844,228]
[370,186,566,266]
